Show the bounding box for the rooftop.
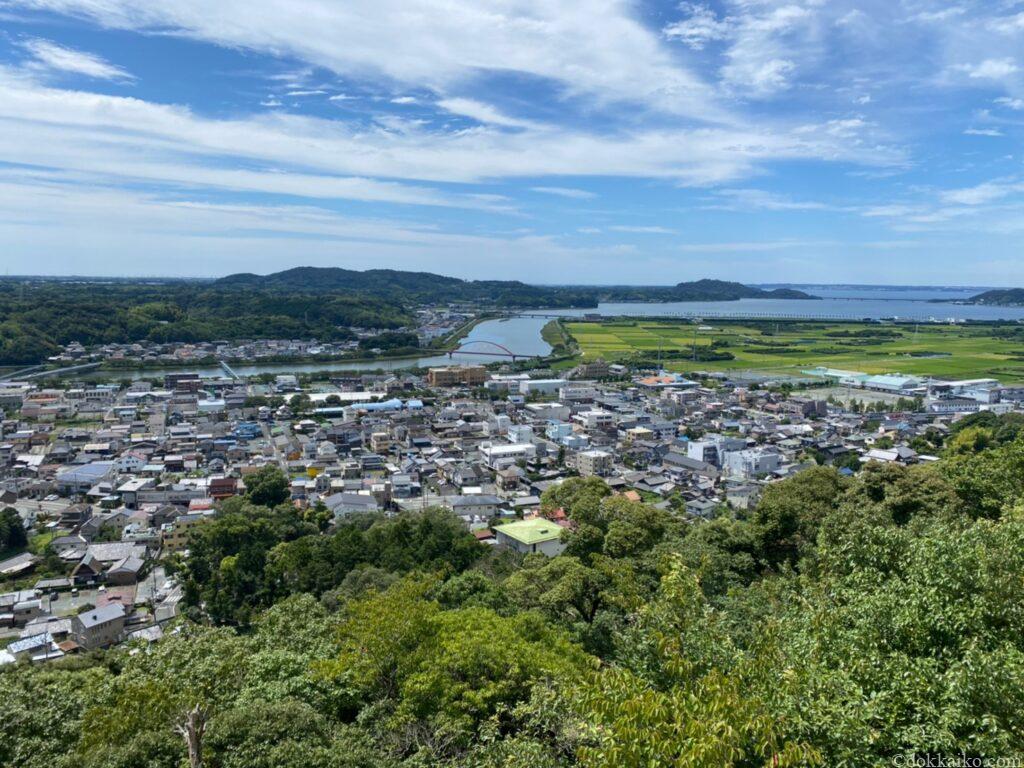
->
[495,517,563,545]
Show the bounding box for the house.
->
[2,632,63,664]
[71,552,103,584]
[685,497,719,519]
[322,492,380,518]
[0,552,40,578]
[72,603,126,649]
[451,494,504,519]
[493,518,566,557]
[106,555,144,586]
[208,476,238,500]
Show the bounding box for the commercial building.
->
[519,379,567,396]
[427,366,487,387]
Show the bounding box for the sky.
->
[0,1,1023,285]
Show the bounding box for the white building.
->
[722,449,781,479]
[479,442,537,469]
[573,410,615,431]
[519,379,567,396]
[577,449,613,477]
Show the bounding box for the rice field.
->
[564,319,1024,382]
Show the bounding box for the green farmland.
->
[564,319,1024,382]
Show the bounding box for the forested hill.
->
[0,273,815,364]
[577,278,818,302]
[671,279,817,300]
[217,269,818,304]
[216,267,596,308]
[0,281,412,365]
[966,287,1024,306]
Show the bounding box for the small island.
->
[964,288,1024,307]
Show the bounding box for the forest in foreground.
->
[4,415,1024,767]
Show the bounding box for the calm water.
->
[73,288,1024,380]
[83,315,553,381]
[530,290,1024,322]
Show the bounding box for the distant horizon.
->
[1,3,1023,283]
[0,271,1013,292]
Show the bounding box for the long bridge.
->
[447,340,528,360]
[516,311,968,322]
[1,362,102,381]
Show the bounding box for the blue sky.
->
[0,1,1022,284]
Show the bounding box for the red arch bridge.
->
[447,340,527,360]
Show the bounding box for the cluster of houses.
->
[47,308,470,368]
[0,357,1017,662]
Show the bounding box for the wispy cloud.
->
[21,38,133,81]
[437,97,535,128]
[952,58,1019,80]
[531,186,596,200]
[608,225,676,234]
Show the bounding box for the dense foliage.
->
[0,506,28,552]
[216,267,596,308]
[0,280,412,364]
[5,442,1024,766]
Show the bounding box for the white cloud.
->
[0,67,901,197]
[608,225,676,234]
[530,186,596,199]
[390,96,418,104]
[708,188,830,211]
[21,38,133,80]
[436,97,534,128]
[940,180,1023,206]
[10,0,722,119]
[663,3,731,50]
[675,240,823,253]
[718,4,813,97]
[953,58,1019,80]
[990,12,1024,35]
[0,171,646,279]
[995,96,1024,110]
[963,128,1004,137]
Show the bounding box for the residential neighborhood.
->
[0,354,1014,661]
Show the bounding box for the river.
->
[76,287,1024,381]
[81,315,555,381]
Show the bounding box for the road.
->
[8,499,71,518]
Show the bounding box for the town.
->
[0,347,1014,661]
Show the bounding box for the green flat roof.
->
[495,517,562,545]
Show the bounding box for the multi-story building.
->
[427,366,488,387]
[577,449,613,477]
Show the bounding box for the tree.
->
[0,506,27,551]
[244,466,290,508]
[750,466,848,570]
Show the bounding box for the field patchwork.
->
[564,320,1024,382]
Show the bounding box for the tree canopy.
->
[7,439,1024,766]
